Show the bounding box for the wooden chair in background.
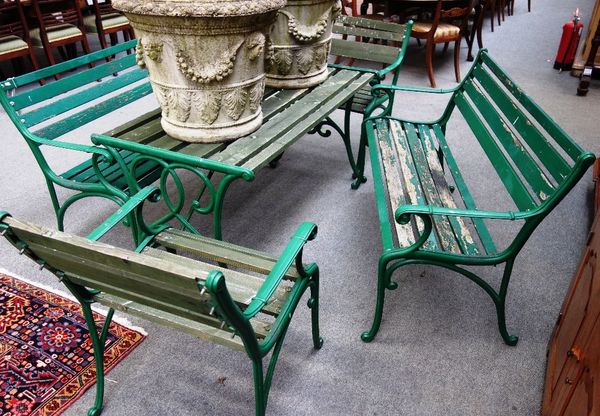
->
[84,0,133,50]
[0,0,39,78]
[410,0,474,87]
[29,0,91,66]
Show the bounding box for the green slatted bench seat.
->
[0,199,323,416]
[0,40,158,231]
[358,49,595,346]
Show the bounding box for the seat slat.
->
[143,247,290,316]
[386,120,439,251]
[472,65,571,182]
[455,92,537,212]
[215,69,363,167]
[365,119,399,250]
[417,124,482,256]
[463,79,556,202]
[95,293,248,351]
[34,82,153,140]
[243,72,373,172]
[432,123,497,255]
[154,228,301,281]
[404,122,462,254]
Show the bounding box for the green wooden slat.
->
[143,247,290,316]
[11,222,277,318]
[366,119,397,251]
[463,79,556,202]
[34,82,153,140]
[332,23,405,42]
[389,121,439,251]
[155,228,301,280]
[95,293,248,351]
[215,70,367,167]
[24,69,148,128]
[375,119,418,249]
[471,65,571,182]
[481,53,584,161]
[12,53,138,111]
[432,124,496,255]
[262,88,312,120]
[331,38,399,64]
[105,108,162,137]
[336,14,407,32]
[242,72,374,171]
[417,124,481,256]
[3,40,137,89]
[455,92,536,211]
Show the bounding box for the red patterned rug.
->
[0,271,145,416]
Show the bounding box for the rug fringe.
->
[0,266,148,336]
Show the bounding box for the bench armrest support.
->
[242,222,318,319]
[86,186,161,242]
[395,205,538,224]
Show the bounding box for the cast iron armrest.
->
[86,185,160,242]
[242,222,318,319]
[203,222,318,359]
[25,130,112,159]
[394,205,539,224]
[91,133,255,181]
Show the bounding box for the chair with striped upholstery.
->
[84,0,133,50]
[0,1,39,77]
[29,0,91,67]
[410,0,474,87]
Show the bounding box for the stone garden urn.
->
[113,0,285,143]
[266,0,341,89]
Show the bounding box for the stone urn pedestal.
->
[266,0,341,89]
[113,0,285,143]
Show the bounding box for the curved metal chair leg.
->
[494,260,519,345]
[361,258,390,342]
[308,269,324,349]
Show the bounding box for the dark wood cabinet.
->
[542,183,600,415]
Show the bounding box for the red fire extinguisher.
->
[554,9,584,71]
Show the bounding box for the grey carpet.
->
[1,1,599,414]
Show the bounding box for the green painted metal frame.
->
[0,203,322,416]
[90,133,256,242]
[358,49,596,345]
[0,40,155,232]
[311,16,413,186]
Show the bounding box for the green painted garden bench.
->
[0,192,323,416]
[0,40,157,231]
[358,49,596,346]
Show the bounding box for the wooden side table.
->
[541,167,600,416]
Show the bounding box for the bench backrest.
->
[0,40,151,143]
[451,50,595,213]
[1,214,217,321]
[331,15,412,85]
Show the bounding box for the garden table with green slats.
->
[92,67,373,240]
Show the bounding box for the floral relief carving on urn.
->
[114,0,285,143]
[266,0,341,89]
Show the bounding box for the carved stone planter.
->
[113,0,285,143]
[266,0,341,89]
